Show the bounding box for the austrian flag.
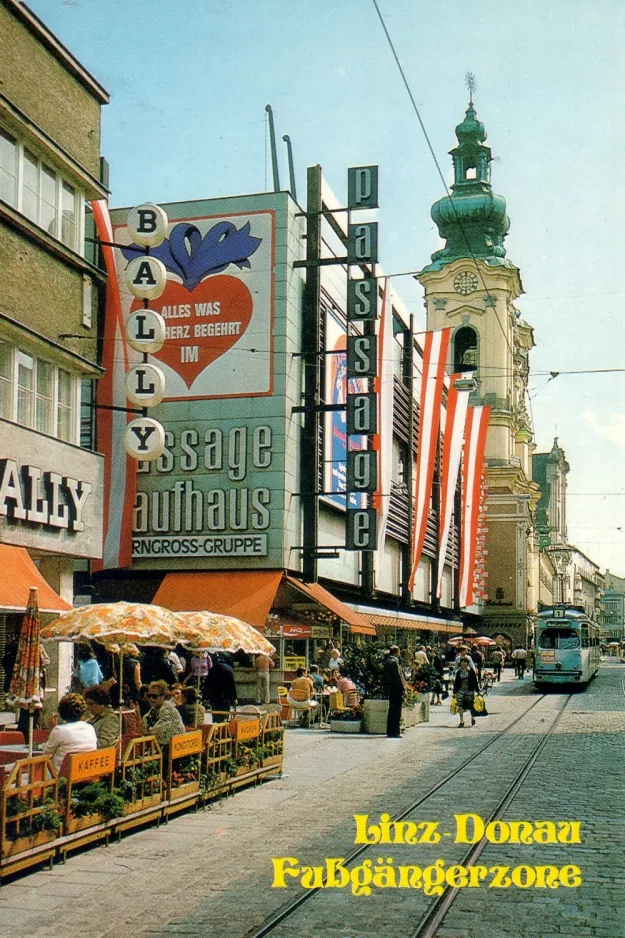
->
[459,405,491,608]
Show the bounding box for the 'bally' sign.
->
[123,203,168,462]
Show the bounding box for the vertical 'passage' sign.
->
[345,166,379,552]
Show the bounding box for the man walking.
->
[511,646,527,678]
[491,647,505,682]
[383,645,407,739]
[254,653,274,705]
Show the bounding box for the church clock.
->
[453,270,479,295]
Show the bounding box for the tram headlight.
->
[555,663,562,670]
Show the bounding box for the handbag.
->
[449,696,458,715]
[473,694,485,713]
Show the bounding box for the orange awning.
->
[152,570,284,628]
[0,545,72,613]
[285,577,376,635]
[358,612,459,634]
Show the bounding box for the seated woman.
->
[84,685,120,749]
[43,693,97,772]
[179,686,205,728]
[143,680,185,747]
[334,673,360,707]
[287,668,318,727]
[107,681,146,740]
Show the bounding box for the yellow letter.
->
[398,865,423,888]
[455,813,484,844]
[534,865,561,889]
[557,822,582,844]
[353,814,380,844]
[446,864,469,888]
[559,865,582,887]
[533,821,557,844]
[507,821,534,844]
[272,857,300,888]
[485,821,510,844]
[468,865,489,888]
[511,865,536,888]
[300,865,324,889]
[326,858,350,888]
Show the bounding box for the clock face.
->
[454,270,479,295]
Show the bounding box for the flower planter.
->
[66,813,106,834]
[169,781,199,800]
[262,754,283,768]
[329,720,362,734]
[2,829,57,858]
[363,699,389,734]
[123,792,162,815]
[234,763,258,777]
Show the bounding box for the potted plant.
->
[341,643,394,734]
[329,705,363,733]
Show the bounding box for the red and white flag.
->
[91,200,136,570]
[408,328,451,593]
[459,405,491,607]
[373,279,394,558]
[436,373,471,598]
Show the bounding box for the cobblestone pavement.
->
[0,663,622,938]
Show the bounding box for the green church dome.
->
[422,101,514,273]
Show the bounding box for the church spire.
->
[422,92,513,272]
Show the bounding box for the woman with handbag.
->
[452,656,479,728]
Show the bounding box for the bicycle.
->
[480,671,495,695]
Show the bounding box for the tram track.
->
[245,691,571,938]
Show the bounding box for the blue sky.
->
[30,0,625,572]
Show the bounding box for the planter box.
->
[363,696,430,734]
[363,699,389,734]
[65,813,106,834]
[330,720,362,734]
[2,829,57,858]
[169,781,199,801]
[262,754,283,768]
[123,792,162,816]
[234,763,258,777]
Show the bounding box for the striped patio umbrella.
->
[6,587,43,756]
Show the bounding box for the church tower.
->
[417,97,540,645]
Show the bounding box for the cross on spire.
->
[466,72,476,105]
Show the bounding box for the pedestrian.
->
[453,646,476,674]
[327,647,343,673]
[71,644,103,692]
[204,654,238,722]
[118,643,142,703]
[511,645,527,678]
[383,645,407,739]
[254,652,274,705]
[490,647,505,682]
[150,648,179,686]
[452,656,479,728]
[413,645,429,667]
[469,645,484,682]
[427,646,445,705]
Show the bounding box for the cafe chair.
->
[277,686,293,723]
[286,688,318,728]
[33,729,51,744]
[0,731,25,745]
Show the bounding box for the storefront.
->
[0,418,103,708]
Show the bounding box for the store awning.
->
[0,545,72,614]
[152,570,284,628]
[285,577,376,635]
[345,603,460,634]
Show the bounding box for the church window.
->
[453,326,478,372]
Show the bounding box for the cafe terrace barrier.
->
[0,713,284,881]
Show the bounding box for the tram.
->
[533,605,601,687]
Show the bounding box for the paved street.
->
[1,663,623,938]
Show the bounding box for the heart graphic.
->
[131,275,253,388]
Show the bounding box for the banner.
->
[408,328,451,593]
[373,279,394,556]
[459,405,491,608]
[436,373,471,598]
[91,200,135,570]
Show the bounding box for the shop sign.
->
[281,623,312,638]
[283,656,307,671]
[0,459,92,532]
[68,747,116,782]
[310,625,331,639]
[229,718,260,741]
[170,731,203,757]
[117,208,274,401]
[132,533,267,558]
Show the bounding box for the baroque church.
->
[417,97,554,647]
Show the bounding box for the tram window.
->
[581,626,589,649]
[537,628,580,650]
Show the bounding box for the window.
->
[537,628,580,650]
[0,341,78,443]
[0,124,84,252]
[453,326,478,373]
[0,342,13,418]
[0,128,17,207]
